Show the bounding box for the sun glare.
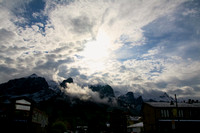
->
[83,29,110,60]
[81,29,111,72]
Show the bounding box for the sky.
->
[0,0,200,98]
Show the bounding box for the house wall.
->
[0,97,48,133]
[142,103,156,133]
[143,103,200,133]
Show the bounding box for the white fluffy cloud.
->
[1,0,200,98]
[61,83,114,104]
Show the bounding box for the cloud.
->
[70,16,94,35]
[1,0,200,99]
[61,83,114,104]
[167,86,195,95]
[0,0,31,13]
[0,28,15,42]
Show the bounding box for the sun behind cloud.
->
[80,29,112,72]
[82,29,110,60]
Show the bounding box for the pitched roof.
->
[127,122,143,128]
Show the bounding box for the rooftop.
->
[145,102,200,108]
[127,122,143,128]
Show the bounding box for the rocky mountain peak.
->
[159,92,174,101]
[60,77,73,88]
[89,84,115,99]
[118,92,135,104]
[0,74,54,102]
[28,73,38,78]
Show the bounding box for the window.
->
[178,110,183,117]
[161,109,169,118]
[172,108,177,117]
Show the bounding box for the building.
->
[127,122,144,133]
[127,116,143,133]
[127,116,142,126]
[142,102,200,133]
[0,96,48,133]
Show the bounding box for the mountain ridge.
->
[0,74,174,103]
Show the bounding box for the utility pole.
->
[174,94,179,132]
[175,94,178,108]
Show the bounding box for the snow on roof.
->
[127,122,143,128]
